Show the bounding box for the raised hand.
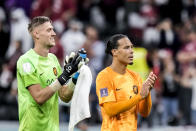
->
[146,72,157,90]
[58,53,82,85]
[65,49,89,71]
[140,72,157,98]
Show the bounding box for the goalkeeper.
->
[17,16,88,131]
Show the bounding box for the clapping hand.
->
[140,72,157,98]
[58,52,82,85]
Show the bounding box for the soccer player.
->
[96,34,157,131]
[17,16,86,131]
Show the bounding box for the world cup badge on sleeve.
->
[23,63,31,73]
[100,88,108,97]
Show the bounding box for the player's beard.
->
[128,59,133,65]
[128,62,133,65]
[48,37,56,47]
[46,42,55,49]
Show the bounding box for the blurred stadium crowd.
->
[1,0,196,128]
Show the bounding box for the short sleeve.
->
[17,58,40,88]
[96,72,116,106]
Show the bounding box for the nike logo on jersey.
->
[116,88,122,91]
[40,72,44,76]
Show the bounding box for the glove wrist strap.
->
[58,74,70,85]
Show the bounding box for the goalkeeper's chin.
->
[48,42,56,48]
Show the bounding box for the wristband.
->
[49,79,62,92]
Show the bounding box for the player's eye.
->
[47,28,52,32]
[124,46,130,49]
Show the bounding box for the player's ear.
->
[32,27,40,40]
[111,49,117,56]
[33,30,39,39]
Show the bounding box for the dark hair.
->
[105,34,127,55]
[28,16,51,33]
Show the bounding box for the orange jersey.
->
[96,67,148,131]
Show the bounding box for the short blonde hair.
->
[28,16,51,33]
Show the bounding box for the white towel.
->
[68,65,92,131]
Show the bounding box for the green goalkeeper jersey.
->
[17,49,62,131]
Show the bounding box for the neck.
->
[33,42,49,57]
[110,60,127,74]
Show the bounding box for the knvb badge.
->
[53,67,58,76]
[100,88,108,97]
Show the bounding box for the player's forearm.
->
[58,74,78,102]
[29,79,63,105]
[138,93,152,117]
[103,95,142,117]
[30,81,73,105]
[29,85,56,105]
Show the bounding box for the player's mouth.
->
[50,38,55,42]
[128,56,133,61]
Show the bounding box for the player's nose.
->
[52,30,56,36]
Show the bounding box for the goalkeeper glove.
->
[58,52,82,85]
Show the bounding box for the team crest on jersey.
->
[53,67,57,76]
[133,85,138,94]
